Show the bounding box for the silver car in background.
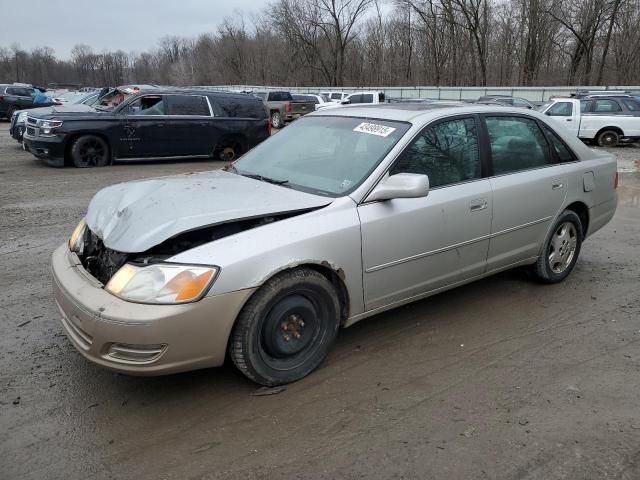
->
[52,104,618,385]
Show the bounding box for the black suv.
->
[0,84,40,119]
[23,89,270,167]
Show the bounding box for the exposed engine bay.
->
[77,212,307,285]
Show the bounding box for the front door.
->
[544,100,580,136]
[359,116,492,311]
[118,94,167,158]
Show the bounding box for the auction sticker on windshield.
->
[353,122,396,137]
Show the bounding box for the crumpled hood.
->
[85,170,332,253]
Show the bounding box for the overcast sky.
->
[0,0,265,59]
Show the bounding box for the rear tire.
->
[597,130,620,147]
[531,210,583,284]
[270,111,282,129]
[70,135,109,168]
[229,268,341,386]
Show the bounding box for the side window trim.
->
[387,114,483,190]
[480,113,556,177]
[536,120,578,164]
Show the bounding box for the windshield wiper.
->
[241,173,289,185]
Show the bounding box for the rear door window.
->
[331,93,343,100]
[485,116,553,175]
[592,99,622,113]
[166,95,209,116]
[540,124,576,163]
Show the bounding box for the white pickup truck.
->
[539,97,640,147]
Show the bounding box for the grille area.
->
[79,229,129,285]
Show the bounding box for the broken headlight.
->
[69,219,87,254]
[105,263,218,304]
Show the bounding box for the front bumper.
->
[23,133,66,167]
[51,244,254,375]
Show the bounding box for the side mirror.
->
[545,111,551,116]
[367,173,430,202]
[341,99,350,105]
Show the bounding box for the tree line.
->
[1,0,639,88]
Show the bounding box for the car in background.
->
[23,89,270,167]
[292,93,333,111]
[253,91,315,128]
[0,84,56,119]
[10,90,101,143]
[51,103,617,385]
[539,96,640,146]
[320,91,349,103]
[477,95,534,109]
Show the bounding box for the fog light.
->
[105,343,167,364]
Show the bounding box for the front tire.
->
[229,268,341,386]
[70,135,109,168]
[597,129,620,147]
[532,210,583,283]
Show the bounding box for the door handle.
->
[552,183,564,190]
[469,199,488,212]
[566,118,572,122]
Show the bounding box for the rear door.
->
[359,115,492,310]
[164,94,212,156]
[483,114,568,271]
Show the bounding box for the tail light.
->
[266,118,272,136]
[614,171,618,189]
[0,96,4,101]
[285,101,292,113]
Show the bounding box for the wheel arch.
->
[237,261,351,326]
[64,131,113,166]
[213,133,248,160]
[595,125,624,138]
[564,201,590,237]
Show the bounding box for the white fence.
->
[199,85,640,102]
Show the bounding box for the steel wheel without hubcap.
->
[597,130,619,147]
[548,221,577,274]
[229,268,340,386]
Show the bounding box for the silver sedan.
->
[52,104,618,385]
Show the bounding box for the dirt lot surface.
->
[1,128,639,480]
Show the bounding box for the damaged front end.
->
[76,212,311,286]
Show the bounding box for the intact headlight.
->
[105,264,218,304]
[39,119,63,135]
[40,119,63,128]
[17,112,28,124]
[69,219,87,254]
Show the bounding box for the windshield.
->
[232,116,410,197]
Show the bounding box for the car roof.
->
[133,88,261,101]
[312,102,539,123]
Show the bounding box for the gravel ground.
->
[1,128,639,480]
